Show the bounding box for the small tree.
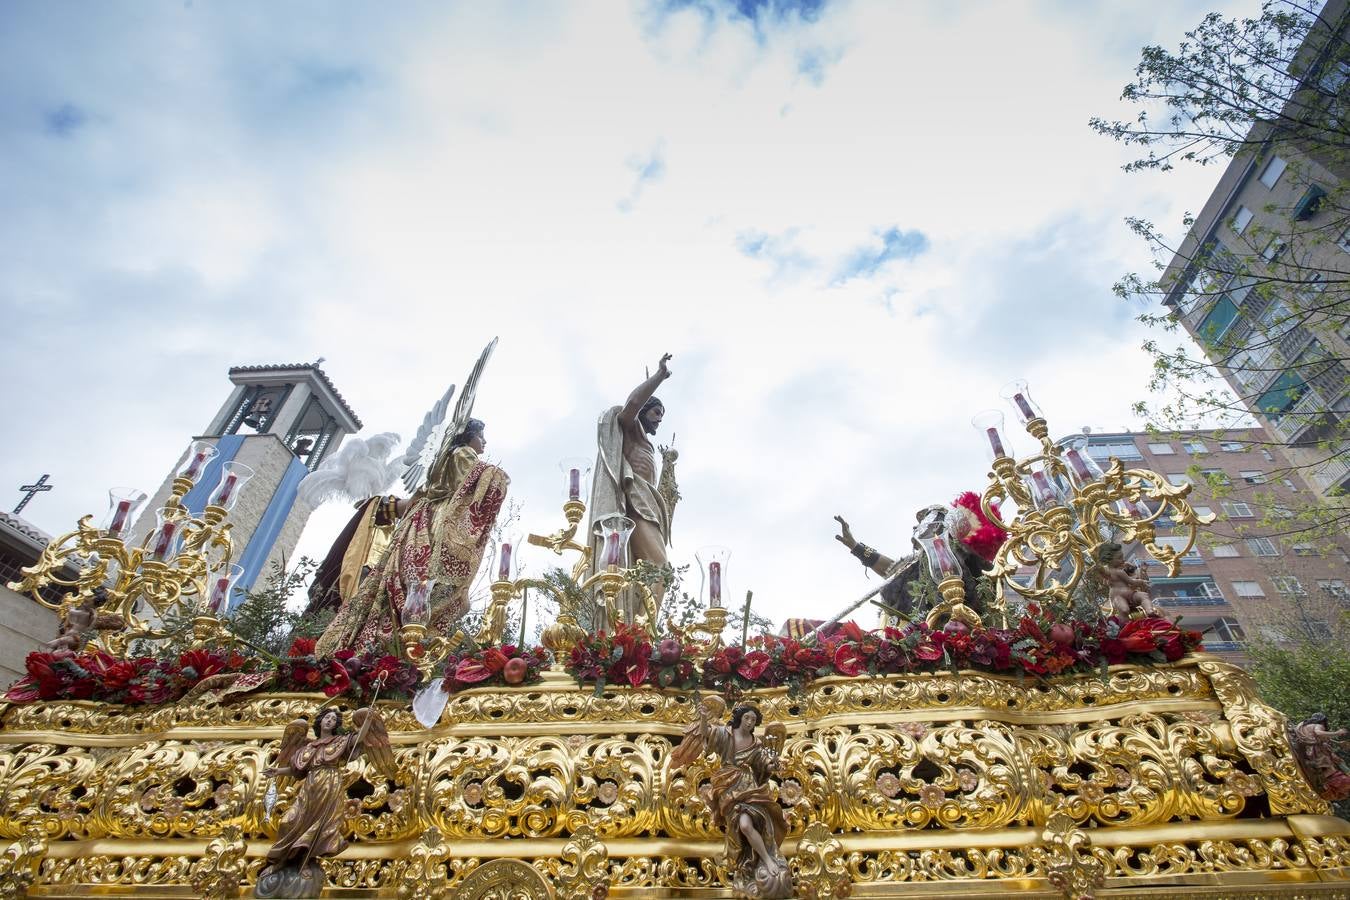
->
[229,558,330,658]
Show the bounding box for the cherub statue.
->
[1288,712,1350,801]
[255,705,397,899]
[46,592,100,652]
[671,697,793,899]
[1097,542,1159,617]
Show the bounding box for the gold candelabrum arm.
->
[8,477,240,657]
[981,416,1217,618]
[526,499,592,583]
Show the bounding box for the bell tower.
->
[135,362,362,607]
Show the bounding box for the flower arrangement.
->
[567,612,1204,695]
[4,647,257,705]
[439,644,551,693]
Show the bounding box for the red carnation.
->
[288,637,316,658]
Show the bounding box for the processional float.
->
[2,373,1348,899]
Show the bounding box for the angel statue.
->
[671,697,793,899]
[315,340,510,656]
[255,705,397,899]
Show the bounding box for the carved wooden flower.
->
[918,784,946,809]
[388,789,407,813]
[899,722,928,740]
[1228,772,1263,797]
[1079,781,1105,804]
[875,773,901,798]
[462,781,484,806]
[162,796,185,818]
[778,778,803,805]
[596,781,620,805]
[1112,767,1133,789]
[957,769,978,792]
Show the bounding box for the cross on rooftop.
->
[14,474,53,515]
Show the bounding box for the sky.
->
[0,0,1255,629]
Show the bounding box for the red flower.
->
[480,648,509,674]
[288,637,317,657]
[178,649,226,680]
[1117,617,1179,654]
[737,650,771,681]
[454,657,494,683]
[321,660,351,697]
[1100,638,1127,665]
[914,640,944,662]
[839,621,866,643]
[833,643,868,677]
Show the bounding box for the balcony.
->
[1157,595,1230,607]
[1202,640,1246,653]
[1270,389,1331,442]
[1310,454,1350,493]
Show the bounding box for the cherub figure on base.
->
[1097,542,1159,618]
[255,705,397,899]
[672,697,793,899]
[1289,712,1350,801]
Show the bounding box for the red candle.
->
[497,542,513,581]
[1013,393,1035,420]
[213,473,238,508]
[209,576,231,613]
[930,536,959,577]
[184,450,209,481]
[109,500,132,535]
[568,468,581,501]
[1029,470,1057,507]
[708,561,723,607]
[604,532,621,567]
[153,521,178,560]
[986,427,1007,458]
[1066,449,1093,481]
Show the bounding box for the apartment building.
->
[1160,0,1350,503]
[1080,428,1350,662]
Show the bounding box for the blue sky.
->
[0,0,1249,626]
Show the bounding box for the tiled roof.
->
[0,510,52,553]
[227,363,363,429]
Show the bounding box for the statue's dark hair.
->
[1308,712,1329,725]
[314,707,344,737]
[449,418,486,450]
[640,396,664,414]
[730,704,760,729]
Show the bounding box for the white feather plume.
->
[298,432,404,507]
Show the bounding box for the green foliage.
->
[1248,638,1350,727]
[228,558,331,659]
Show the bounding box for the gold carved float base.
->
[1,656,1348,899]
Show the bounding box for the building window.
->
[1283,478,1300,492]
[1272,576,1305,595]
[1292,543,1319,556]
[1261,449,1274,461]
[1219,441,1246,452]
[1256,372,1308,416]
[1318,579,1349,600]
[1201,468,1231,485]
[1211,543,1240,557]
[1157,536,1203,563]
[1167,473,1192,487]
[1197,297,1239,346]
[1215,617,1247,642]
[1087,440,1143,461]
[1148,442,1175,455]
[1193,505,1214,518]
[1273,506,1295,519]
[1338,226,1350,254]
[1182,440,1209,454]
[1261,237,1287,262]
[1245,537,1280,557]
[1232,581,1265,598]
[1239,470,1266,484]
[1221,501,1255,518]
[1232,205,1254,234]
[1259,155,1287,188]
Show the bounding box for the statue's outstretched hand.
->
[833,515,855,549]
[657,353,673,379]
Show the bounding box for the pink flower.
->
[875,773,901,798]
[918,784,946,809]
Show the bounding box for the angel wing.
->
[351,707,397,780]
[400,384,457,494]
[763,722,787,756]
[298,432,403,507]
[670,695,727,770]
[273,717,309,784]
[429,337,498,472]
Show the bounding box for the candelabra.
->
[8,443,254,655]
[398,578,465,681]
[961,381,1215,624]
